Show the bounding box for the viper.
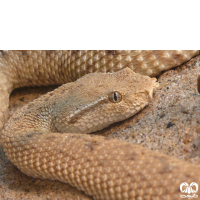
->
[1,50,200,200]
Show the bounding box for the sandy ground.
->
[0,54,200,199]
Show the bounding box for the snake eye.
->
[108,91,122,103]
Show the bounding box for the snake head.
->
[53,68,159,134]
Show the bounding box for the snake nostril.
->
[144,90,153,100]
[197,75,200,94]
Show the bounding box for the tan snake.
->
[1,50,200,200]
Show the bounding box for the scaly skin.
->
[1,50,200,200]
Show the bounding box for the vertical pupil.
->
[114,92,118,101]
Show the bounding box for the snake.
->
[1,50,200,200]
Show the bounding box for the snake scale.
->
[1,50,200,200]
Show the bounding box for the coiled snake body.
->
[1,50,200,200]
